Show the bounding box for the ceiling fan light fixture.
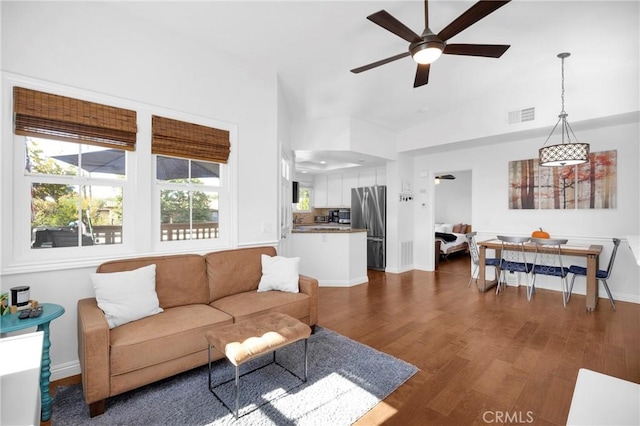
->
[410,40,444,64]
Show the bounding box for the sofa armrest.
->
[77,298,111,405]
[298,274,318,326]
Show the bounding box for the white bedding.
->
[437,232,467,253]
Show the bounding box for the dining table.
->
[477,238,603,311]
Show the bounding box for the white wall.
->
[349,117,397,161]
[434,170,472,225]
[291,116,397,161]
[0,2,280,379]
[291,117,351,151]
[411,117,640,304]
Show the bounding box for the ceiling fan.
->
[350,0,512,88]
[436,174,456,180]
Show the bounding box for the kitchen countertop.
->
[292,225,366,233]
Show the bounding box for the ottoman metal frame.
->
[207,338,309,419]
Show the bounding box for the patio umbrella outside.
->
[52,149,219,180]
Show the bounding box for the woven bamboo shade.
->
[152,115,230,164]
[13,87,137,151]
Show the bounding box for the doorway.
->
[279,149,294,256]
[434,169,472,262]
[434,170,472,226]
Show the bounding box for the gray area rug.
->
[52,327,418,425]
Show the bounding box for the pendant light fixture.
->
[538,52,590,167]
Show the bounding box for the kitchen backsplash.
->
[293,208,342,225]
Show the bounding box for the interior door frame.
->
[279,149,294,256]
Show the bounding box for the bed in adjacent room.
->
[435,223,470,258]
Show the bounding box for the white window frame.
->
[1,75,236,273]
[150,109,235,254]
[22,138,129,242]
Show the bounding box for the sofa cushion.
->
[97,254,209,309]
[109,304,232,375]
[91,264,163,329]
[205,246,277,302]
[211,290,311,323]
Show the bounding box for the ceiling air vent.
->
[507,107,535,125]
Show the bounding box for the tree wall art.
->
[508,150,617,210]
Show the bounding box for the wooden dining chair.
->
[531,237,570,307]
[496,235,533,298]
[567,238,621,310]
[465,232,501,288]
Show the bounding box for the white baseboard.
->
[51,360,81,381]
[318,276,369,287]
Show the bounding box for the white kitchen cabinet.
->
[315,168,386,208]
[357,168,386,187]
[313,175,328,207]
[291,230,368,286]
[327,174,342,207]
[375,167,386,185]
[357,169,376,187]
[342,172,358,208]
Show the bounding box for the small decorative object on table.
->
[531,228,550,238]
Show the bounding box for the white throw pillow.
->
[257,255,300,293]
[434,224,446,233]
[91,264,163,329]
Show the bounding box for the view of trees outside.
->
[296,187,310,211]
[27,138,123,245]
[27,138,222,244]
[160,188,218,224]
[156,155,220,240]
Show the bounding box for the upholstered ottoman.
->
[205,312,311,418]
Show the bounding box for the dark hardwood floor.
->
[319,255,640,426]
[46,255,638,425]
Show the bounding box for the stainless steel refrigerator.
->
[351,185,386,270]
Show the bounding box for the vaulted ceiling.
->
[109,1,639,172]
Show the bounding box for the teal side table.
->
[0,303,65,421]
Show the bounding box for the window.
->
[295,186,311,211]
[27,138,125,248]
[13,87,136,251]
[152,115,230,243]
[156,156,221,241]
[5,82,235,269]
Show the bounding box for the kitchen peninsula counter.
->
[291,226,368,287]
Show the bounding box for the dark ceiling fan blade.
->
[444,44,510,58]
[437,0,511,42]
[436,174,456,180]
[413,63,430,88]
[351,52,410,74]
[367,10,422,43]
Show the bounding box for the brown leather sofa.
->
[77,246,318,417]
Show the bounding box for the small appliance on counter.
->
[313,215,328,223]
[328,209,340,223]
[338,209,351,224]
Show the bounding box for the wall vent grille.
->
[400,241,413,267]
[507,107,535,124]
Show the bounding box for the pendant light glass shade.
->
[539,53,590,167]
